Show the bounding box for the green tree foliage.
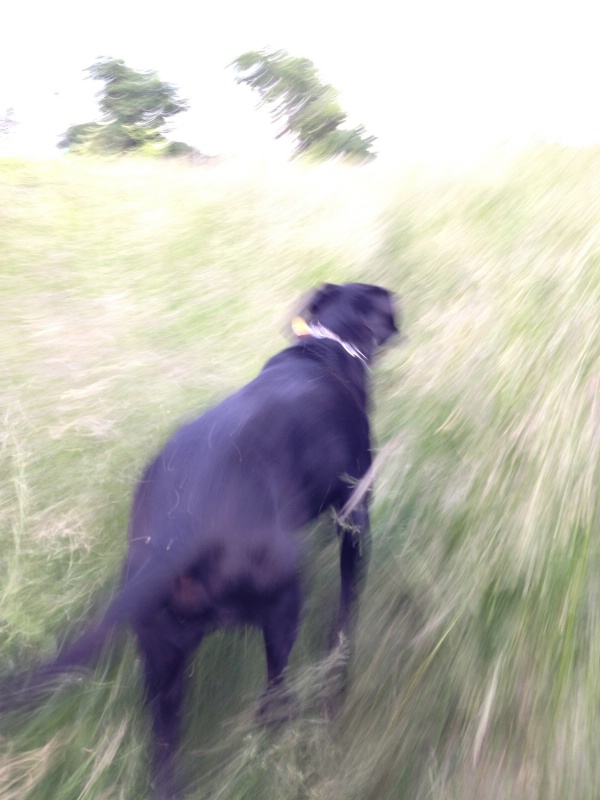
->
[232,49,376,162]
[59,58,189,155]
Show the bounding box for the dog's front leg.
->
[320,503,371,717]
[337,501,371,642]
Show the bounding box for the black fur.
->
[3,282,398,798]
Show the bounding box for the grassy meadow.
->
[1,146,600,799]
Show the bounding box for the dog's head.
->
[304,282,399,360]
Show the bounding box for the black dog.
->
[6,282,398,798]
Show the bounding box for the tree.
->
[231,49,376,162]
[59,58,189,155]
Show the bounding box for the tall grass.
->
[1,147,600,798]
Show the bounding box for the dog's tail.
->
[0,557,176,713]
[0,588,136,713]
[0,614,118,712]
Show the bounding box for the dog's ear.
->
[307,283,342,318]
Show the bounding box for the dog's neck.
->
[292,317,368,365]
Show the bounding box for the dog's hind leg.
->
[134,610,203,800]
[257,578,301,722]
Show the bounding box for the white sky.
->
[1,0,599,162]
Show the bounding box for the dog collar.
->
[291,317,367,364]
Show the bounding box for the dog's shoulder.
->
[257,340,368,410]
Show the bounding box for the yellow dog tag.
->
[291,317,311,337]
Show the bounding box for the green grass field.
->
[1,146,600,799]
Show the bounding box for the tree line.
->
[56,51,376,162]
